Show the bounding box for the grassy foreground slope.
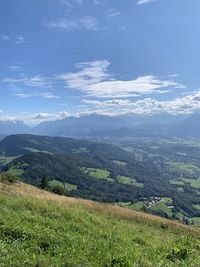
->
[0,183,200,267]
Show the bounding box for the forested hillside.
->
[1,134,200,224]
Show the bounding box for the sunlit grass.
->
[0,182,199,266]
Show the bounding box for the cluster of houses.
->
[145,197,161,208]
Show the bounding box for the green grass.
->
[0,156,17,165]
[6,168,24,177]
[122,199,173,217]
[24,147,43,153]
[193,204,200,210]
[112,160,127,166]
[170,177,200,189]
[177,187,184,192]
[24,147,52,154]
[0,182,199,266]
[48,179,64,188]
[81,167,114,182]
[170,179,185,186]
[169,162,200,173]
[150,198,173,218]
[192,217,200,226]
[64,182,77,191]
[48,180,77,192]
[126,201,144,211]
[117,175,144,187]
[182,178,200,189]
[5,162,28,177]
[72,147,89,154]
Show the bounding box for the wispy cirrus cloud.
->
[79,16,98,30]
[106,8,121,19]
[2,75,52,88]
[57,60,184,98]
[14,36,27,45]
[49,0,122,33]
[47,16,98,31]
[61,0,100,7]
[47,19,79,31]
[1,35,28,45]
[8,65,23,72]
[137,0,157,5]
[14,92,61,99]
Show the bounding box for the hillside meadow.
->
[0,182,199,266]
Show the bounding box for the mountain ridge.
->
[0,113,196,138]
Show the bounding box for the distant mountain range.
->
[0,120,29,135]
[0,113,199,138]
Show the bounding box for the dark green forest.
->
[1,134,200,224]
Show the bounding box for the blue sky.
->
[1,0,200,124]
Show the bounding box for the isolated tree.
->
[40,176,48,189]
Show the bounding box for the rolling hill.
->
[0,134,93,156]
[0,181,199,267]
[1,134,200,222]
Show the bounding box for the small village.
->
[145,196,162,208]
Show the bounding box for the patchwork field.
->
[1,135,200,226]
[149,198,173,218]
[113,160,127,166]
[117,175,144,187]
[169,162,200,173]
[80,167,114,182]
[0,156,17,165]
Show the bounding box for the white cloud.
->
[0,111,70,125]
[106,8,121,19]
[47,16,98,31]
[1,35,28,45]
[2,75,52,88]
[14,36,27,45]
[82,90,200,115]
[61,0,100,7]
[79,16,98,30]
[8,65,23,72]
[27,111,69,123]
[24,76,52,88]
[47,19,79,31]
[57,60,184,98]
[14,92,61,99]
[137,0,157,5]
[2,90,200,124]
[107,11,121,18]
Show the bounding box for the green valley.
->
[1,135,200,226]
